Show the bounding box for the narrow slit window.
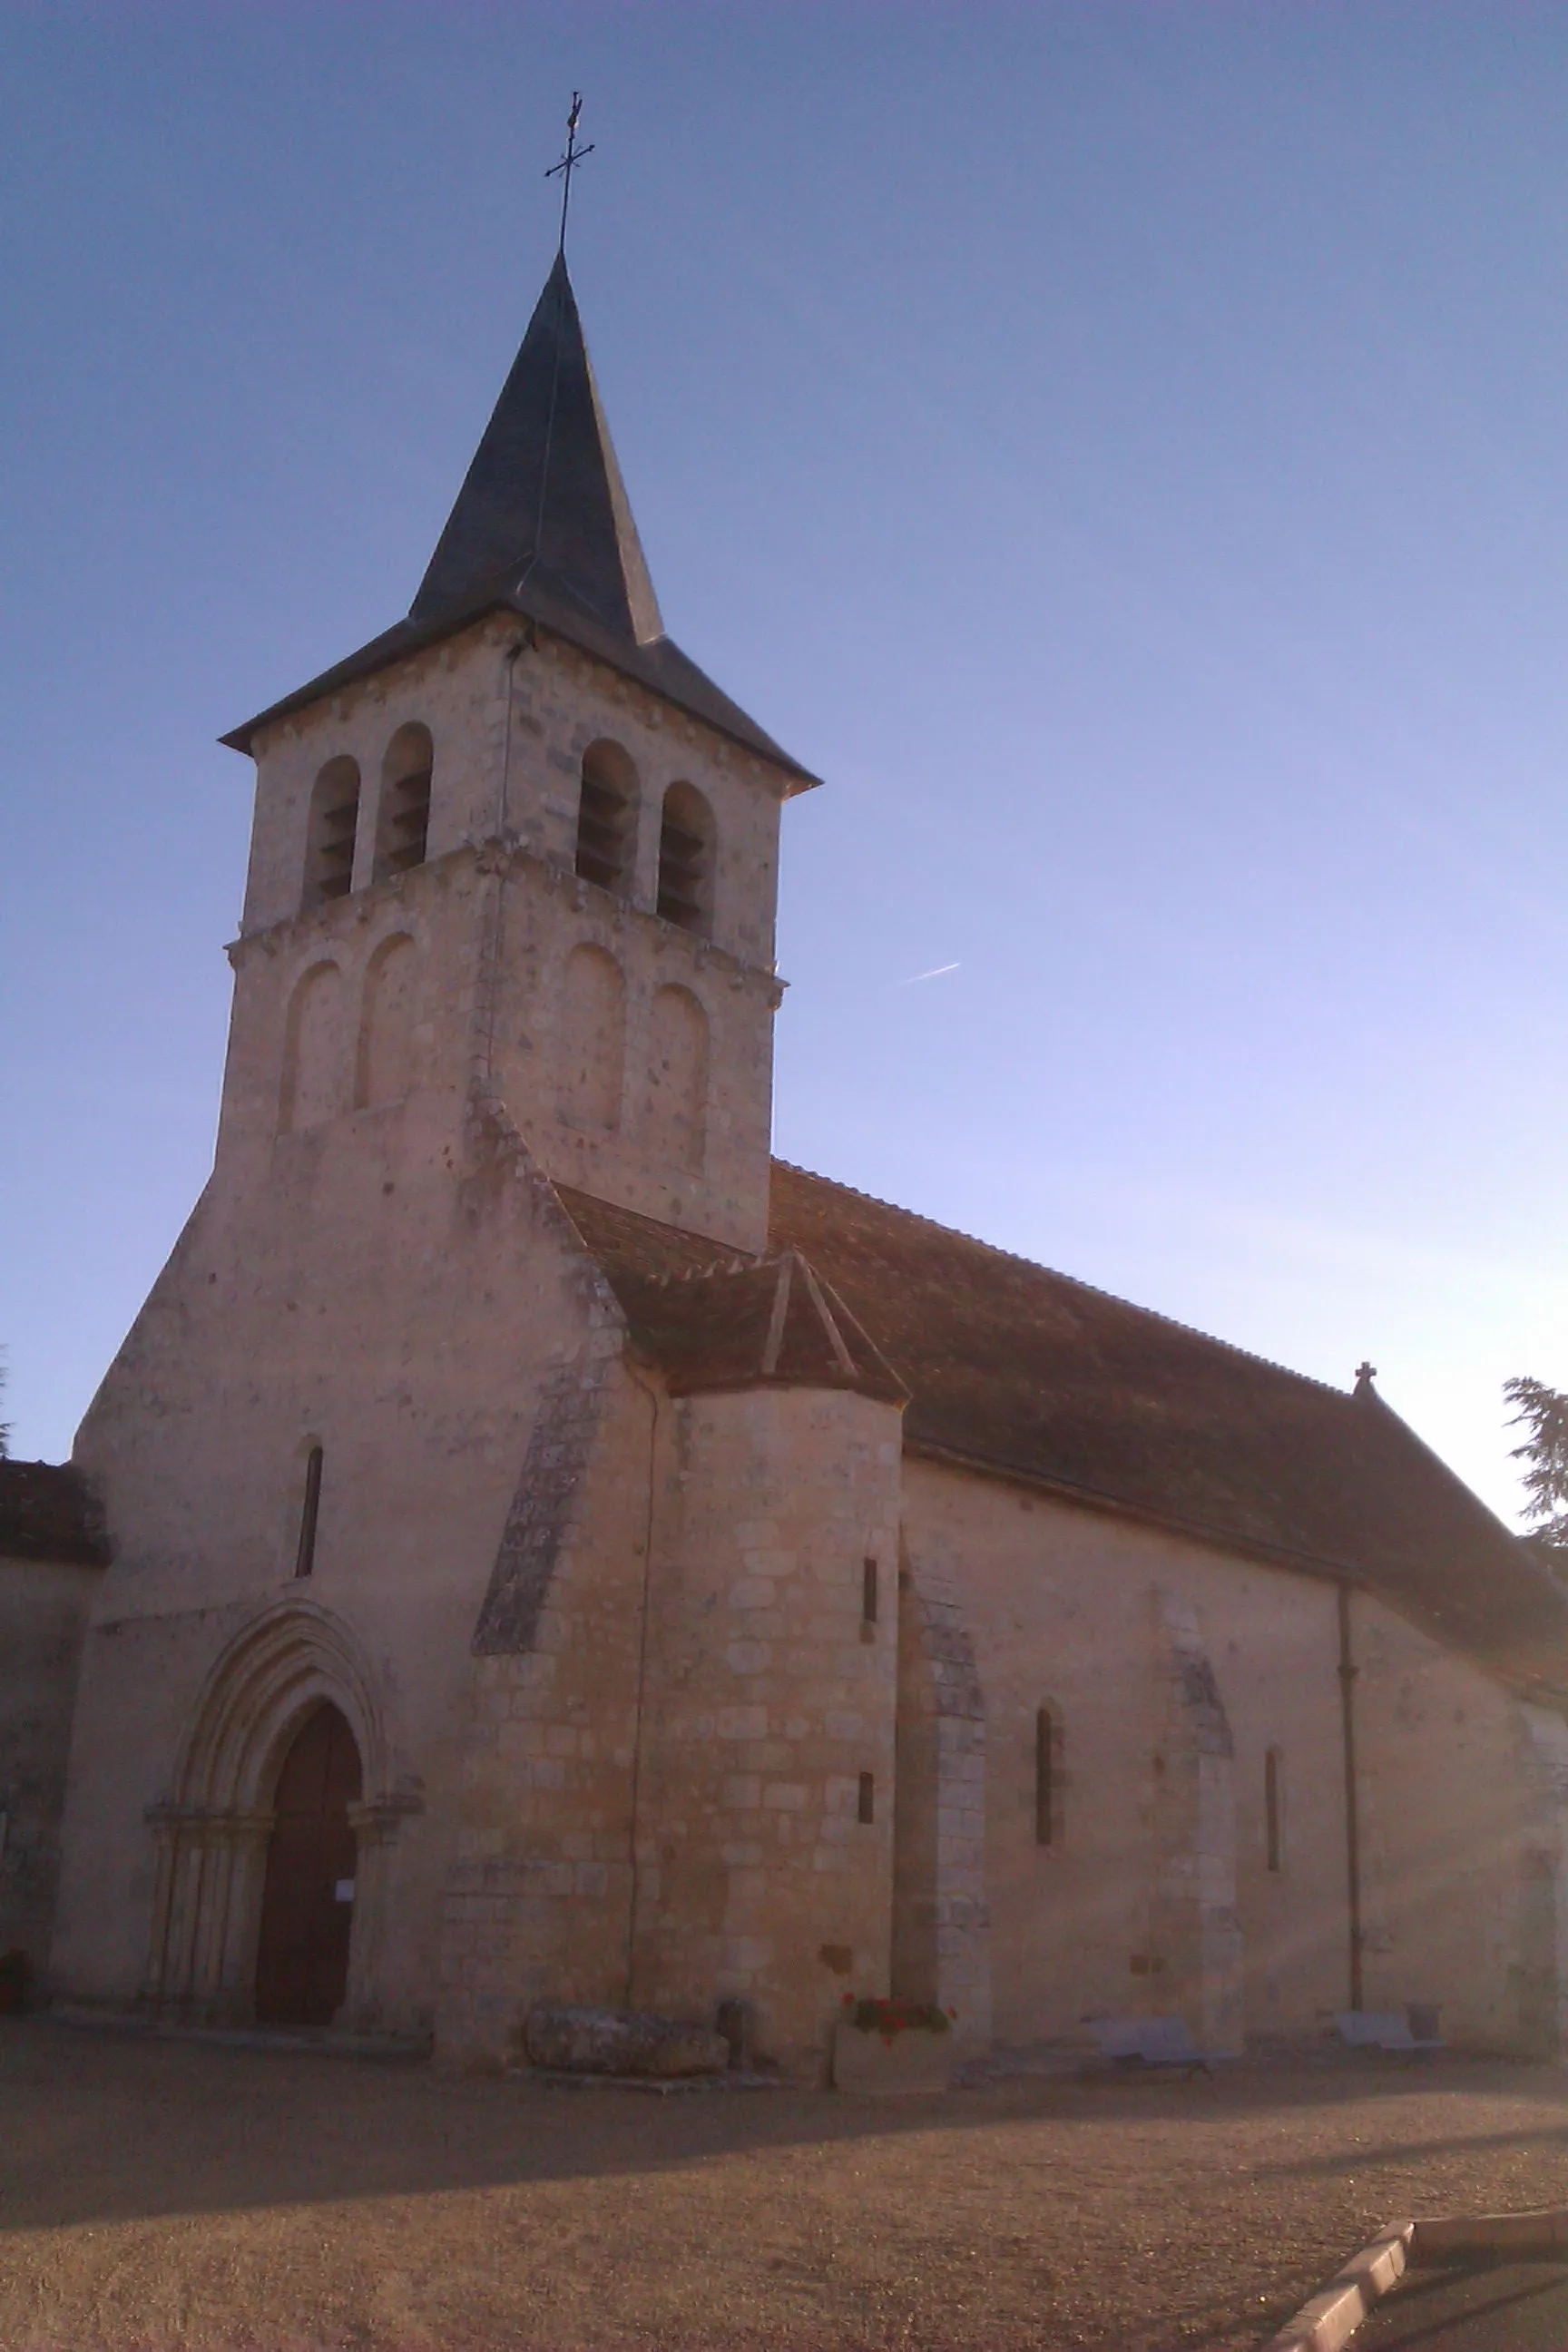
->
[858,1770,875,1826]
[862,1557,878,1625]
[575,741,637,895]
[295,1446,324,1579]
[1265,1746,1283,1872]
[375,723,434,881]
[1035,1707,1057,1847]
[657,782,714,936]
[304,758,361,909]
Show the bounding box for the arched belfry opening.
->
[374,723,434,882]
[574,740,637,895]
[657,782,714,935]
[303,757,361,909]
[254,1702,362,2026]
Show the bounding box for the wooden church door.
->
[254,1703,362,2027]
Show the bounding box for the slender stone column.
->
[141,1805,184,2014]
[162,1828,214,2020]
[212,1814,275,2023]
[345,1794,423,2034]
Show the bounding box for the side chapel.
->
[6,244,1568,2075]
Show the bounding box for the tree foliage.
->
[1505,1375,1568,1549]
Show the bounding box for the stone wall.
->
[54,1063,603,2036]
[890,1553,991,2051]
[1350,1592,1566,2053]
[903,1456,1563,2055]
[0,1553,102,1977]
[438,1357,652,2063]
[632,1385,904,2076]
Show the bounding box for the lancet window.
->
[1035,1706,1061,1847]
[295,1445,324,1579]
[1265,1746,1284,1872]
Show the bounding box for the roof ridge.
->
[769,1158,1357,1406]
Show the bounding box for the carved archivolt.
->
[143,1599,420,2031]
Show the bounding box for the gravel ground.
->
[5,2019,1568,2352]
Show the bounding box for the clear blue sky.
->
[4,3,1567,1524]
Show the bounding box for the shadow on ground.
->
[5,2014,1568,2235]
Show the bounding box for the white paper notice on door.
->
[334,1879,356,1903]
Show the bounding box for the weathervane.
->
[546,93,594,256]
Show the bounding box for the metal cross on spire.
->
[546,93,595,256]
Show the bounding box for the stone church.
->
[5,249,1568,2076]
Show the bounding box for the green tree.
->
[1505,1376,1568,1549]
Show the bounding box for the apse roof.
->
[557,1165,1568,1706]
[222,257,818,789]
[555,1232,907,1407]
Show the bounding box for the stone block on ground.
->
[524,2003,730,2078]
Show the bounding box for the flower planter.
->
[832,2019,952,2095]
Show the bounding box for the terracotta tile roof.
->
[556,1166,1568,1702]
[554,1212,907,1405]
[0,1461,108,1569]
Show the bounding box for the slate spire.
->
[410,253,663,644]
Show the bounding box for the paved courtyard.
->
[1360,2259,1568,2350]
[6,2020,1568,2350]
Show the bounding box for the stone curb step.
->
[1260,2207,1568,2352]
[519,2066,784,2096]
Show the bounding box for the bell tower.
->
[218,249,817,1254]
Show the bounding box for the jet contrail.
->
[897,962,961,986]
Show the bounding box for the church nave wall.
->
[900,1458,1562,2058]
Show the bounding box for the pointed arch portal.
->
[254,1703,362,2026]
[142,1600,421,2034]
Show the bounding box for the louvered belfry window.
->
[380,765,431,875]
[657,782,713,935]
[575,740,637,894]
[305,758,361,909]
[375,723,435,882]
